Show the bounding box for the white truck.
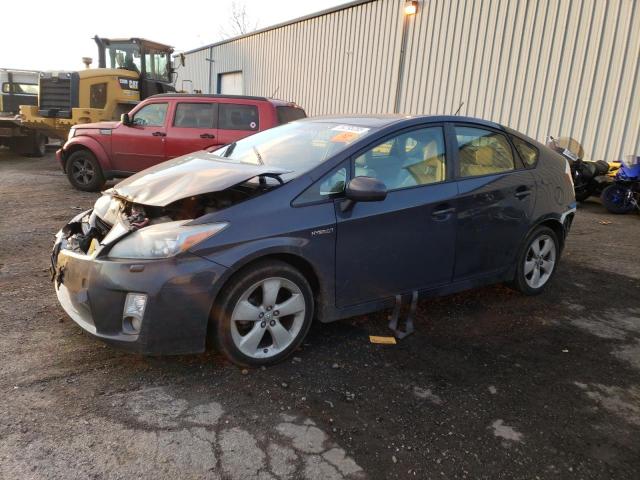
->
[0,68,47,156]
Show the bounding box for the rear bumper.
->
[53,247,228,355]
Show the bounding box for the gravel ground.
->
[1,149,639,480]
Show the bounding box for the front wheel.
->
[212,260,314,367]
[66,150,105,192]
[601,184,635,214]
[511,226,559,295]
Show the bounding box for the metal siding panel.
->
[177,0,639,159]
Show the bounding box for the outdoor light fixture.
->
[404,0,418,15]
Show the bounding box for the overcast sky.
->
[1,0,350,71]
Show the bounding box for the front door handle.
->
[152,131,166,137]
[515,186,532,199]
[200,133,215,139]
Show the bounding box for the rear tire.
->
[30,133,47,157]
[511,226,559,296]
[211,260,314,367]
[574,187,592,202]
[66,150,106,192]
[601,184,635,214]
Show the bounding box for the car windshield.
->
[210,121,373,179]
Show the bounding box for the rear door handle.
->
[152,131,166,137]
[200,133,215,139]
[515,186,532,199]
[432,206,455,218]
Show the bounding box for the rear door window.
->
[174,103,217,129]
[277,106,307,124]
[455,126,515,177]
[219,103,259,131]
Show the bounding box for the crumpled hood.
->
[110,152,291,207]
[75,121,119,130]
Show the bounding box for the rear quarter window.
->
[510,136,539,168]
[277,106,307,125]
[219,103,259,131]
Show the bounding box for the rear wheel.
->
[601,184,635,214]
[30,133,47,157]
[574,186,593,202]
[511,226,559,295]
[212,260,314,367]
[66,150,105,192]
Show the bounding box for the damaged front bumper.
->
[51,211,228,355]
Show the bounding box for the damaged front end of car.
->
[50,156,290,354]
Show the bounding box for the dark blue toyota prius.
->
[52,116,576,366]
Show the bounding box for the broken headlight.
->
[107,221,228,259]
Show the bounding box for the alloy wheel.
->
[71,158,95,185]
[230,276,306,359]
[524,234,556,289]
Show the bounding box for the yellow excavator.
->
[20,36,175,140]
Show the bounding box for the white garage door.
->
[219,72,243,95]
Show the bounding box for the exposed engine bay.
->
[57,178,274,256]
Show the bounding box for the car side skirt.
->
[318,267,510,323]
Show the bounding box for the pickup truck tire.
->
[8,132,47,157]
[66,150,106,192]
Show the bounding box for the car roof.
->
[147,93,301,107]
[298,114,505,130]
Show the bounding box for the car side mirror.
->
[340,176,387,212]
[120,113,131,126]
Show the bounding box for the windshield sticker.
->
[331,125,370,134]
[331,131,361,143]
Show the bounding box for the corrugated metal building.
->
[174,0,640,161]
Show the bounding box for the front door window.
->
[353,127,446,190]
[132,103,168,127]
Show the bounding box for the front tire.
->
[511,226,559,295]
[66,150,105,192]
[212,260,314,367]
[601,184,635,214]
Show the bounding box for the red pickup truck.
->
[57,94,306,191]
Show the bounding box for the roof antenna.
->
[454,101,464,116]
[270,86,280,98]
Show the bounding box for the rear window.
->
[277,106,307,125]
[219,103,259,131]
